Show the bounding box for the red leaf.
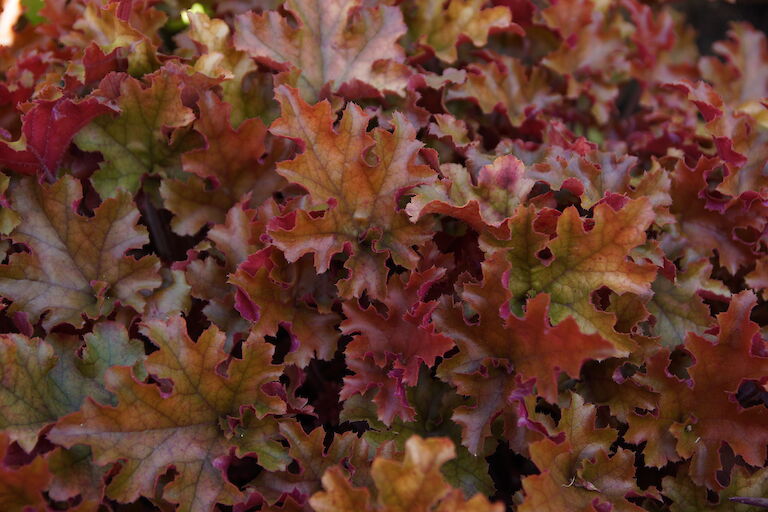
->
[628,291,768,488]
[0,97,113,179]
[342,268,454,387]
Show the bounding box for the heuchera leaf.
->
[0,432,51,512]
[308,466,372,512]
[49,317,285,511]
[0,322,143,451]
[540,0,629,122]
[403,0,515,62]
[526,147,641,209]
[251,421,376,505]
[664,464,768,512]
[0,97,113,180]
[341,267,453,387]
[46,445,107,502]
[234,0,411,100]
[342,356,417,427]
[446,57,557,125]
[267,85,436,288]
[65,1,163,75]
[576,358,658,423]
[75,69,196,197]
[630,292,768,488]
[230,251,340,367]
[339,267,453,423]
[310,436,502,512]
[407,155,534,235]
[186,12,274,127]
[669,156,767,273]
[0,173,19,235]
[700,23,768,113]
[519,394,645,512]
[646,259,727,347]
[747,256,768,298]
[5,1,768,510]
[437,252,619,404]
[0,176,161,328]
[183,199,278,340]
[666,78,768,199]
[341,368,496,498]
[489,197,657,352]
[161,91,286,235]
[232,408,291,472]
[142,268,192,320]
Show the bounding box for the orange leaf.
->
[438,253,620,402]
[162,92,287,235]
[49,317,285,512]
[489,197,656,352]
[268,86,436,287]
[230,252,340,367]
[520,394,644,512]
[0,433,51,512]
[310,436,502,512]
[403,0,515,63]
[628,292,768,488]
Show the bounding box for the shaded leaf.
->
[403,0,514,62]
[230,252,340,367]
[76,70,196,197]
[0,176,161,328]
[162,91,286,235]
[0,433,51,512]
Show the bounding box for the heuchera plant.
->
[1,0,768,510]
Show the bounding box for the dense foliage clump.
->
[0,0,767,511]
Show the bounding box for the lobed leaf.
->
[0,176,161,328]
